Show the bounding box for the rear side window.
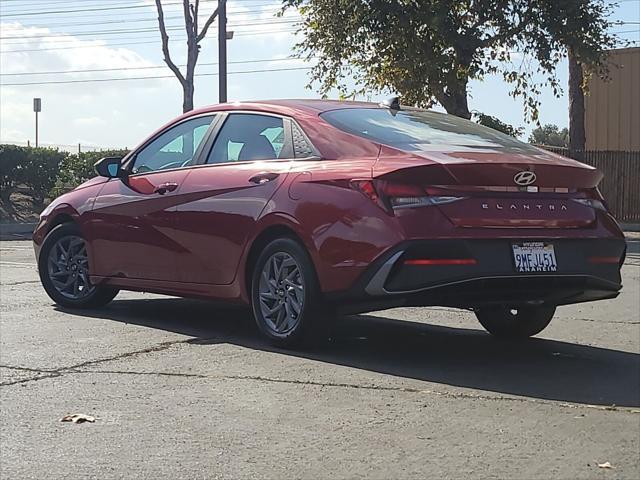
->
[207,114,286,164]
[321,108,540,155]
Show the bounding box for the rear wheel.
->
[38,223,118,309]
[250,237,323,347]
[475,306,556,339]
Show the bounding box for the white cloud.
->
[0,22,180,148]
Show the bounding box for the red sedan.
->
[33,99,626,346]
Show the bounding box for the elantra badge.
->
[514,170,537,186]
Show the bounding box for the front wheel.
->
[38,223,119,309]
[475,306,556,339]
[250,237,324,347]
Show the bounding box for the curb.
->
[0,222,37,235]
[619,223,640,233]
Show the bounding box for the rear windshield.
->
[320,108,541,155]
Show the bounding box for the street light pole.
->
[33,98,41,148]
[218,0,227,103]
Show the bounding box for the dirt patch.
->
[0,192,44,223]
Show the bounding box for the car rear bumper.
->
[331,238,625,314]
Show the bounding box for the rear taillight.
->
[571,198,607,212]
[351,180,465,211]
[572,188,609,212]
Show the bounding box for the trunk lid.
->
[373,145,601,228]
[373,145,602,189]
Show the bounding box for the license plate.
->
[512,242,557,273]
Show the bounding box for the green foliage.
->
[283,0,618,122]
[50,149,128,198]
[528,124,570,147]
[22,148,67,202]
[0,144,27,202]
[0,145,128,203]
[473,112,523,138]
[0,146,65,202]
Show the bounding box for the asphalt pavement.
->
[1,239,639,479]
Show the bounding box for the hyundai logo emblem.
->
[514,170,537,186]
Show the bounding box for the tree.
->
[528,124,569,148]
[155,0,220,113]
[568,50,586,159]
[284,0,617,121]
[473,112,523,138]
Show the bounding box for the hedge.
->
[0,145,128,203]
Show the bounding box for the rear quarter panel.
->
[255,157,403,294]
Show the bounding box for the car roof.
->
[188,99,383,118]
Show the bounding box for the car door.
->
[171,112,295,285]
[88,114,218,281]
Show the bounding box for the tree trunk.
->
[568,48,586,161]
[438,80,472,120]
[182,82,194,113]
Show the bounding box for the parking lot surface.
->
[1,239,639,479]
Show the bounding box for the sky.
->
[0,0,638,150]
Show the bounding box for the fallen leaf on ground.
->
[597,462,614,469]
[60,414,95,424]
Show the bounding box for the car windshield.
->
[321,108,541,155]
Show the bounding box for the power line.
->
[0,0,164,14]
[5,6,290,30]
[0,27,300,53]
[0,18,299,41]
[0,56,309,76]
[1,2,278,19]
[0,0,276,15]
[1,5,286,27]
[0,66,312,86]
[0,1,213,17]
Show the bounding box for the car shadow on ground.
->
[58,296,640,408]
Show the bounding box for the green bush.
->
[22,148,67,202]
[0,145,128,204]
[50,149,128,198]
[0,145,65,203]
[0,144,27,203]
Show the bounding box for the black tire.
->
[38,223,119,309]
[475,306,556,339]
[250,237,325,347]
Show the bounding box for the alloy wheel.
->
[258,252,305,334]
[47,235,95,300]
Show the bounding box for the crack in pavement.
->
[17,365,639,415]
[569,317,640,325]
[2,280,41,286]
[2,338,639,414]
[0,338,211,386]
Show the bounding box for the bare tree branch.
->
[183,0,193,38]
[196,5,220,43]
[192,0,199,32]
[155,0,185,86]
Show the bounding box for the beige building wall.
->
[585,47,640,151]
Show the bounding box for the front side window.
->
[131,115,215,174]
[321,108,541,155]
[207,114,286,164]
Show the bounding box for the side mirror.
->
[95,156,124,179]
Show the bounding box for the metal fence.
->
[539,146,640,223]
[0,140,125,154]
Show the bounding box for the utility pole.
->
[218,0,227,103]
[33,98,41,148]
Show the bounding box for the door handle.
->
[249,172,280,185]
[154,182,179,195]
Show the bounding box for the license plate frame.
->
[512,242,558,273]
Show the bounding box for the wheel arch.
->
[242,216,319,302]
[47,212,76,233]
